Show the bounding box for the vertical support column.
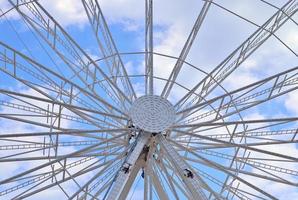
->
[157,135,208,200]
[145,0,153,95]
[105,133,150,200]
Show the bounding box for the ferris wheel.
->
[0,0,297,199]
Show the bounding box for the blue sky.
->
[0,0,298,199]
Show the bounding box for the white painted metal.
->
[129,95,176,133]
[0,0,297,199]
[157,134,209,200]
[105,133,150,200]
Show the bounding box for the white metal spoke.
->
[145,0,154,95]
[173,117,298,130]
[177,66,298,124]
[0,88,127,121]
[173,129,298,162]
[157,134,210,200]
[68,150,128,200]
[171,139,279,200]
[177,144,298,176]
[158,149,224,200]
[104,133,150,200]
[0,41,128,120]
[17,153,124,200]
[175,0,298,112]
[161,0,212,98]
[149,161,170,200]
[8,0,132,112]
[155,157,180,200]
[1,1,297,199]
[185,158,298,187]
[0,147,123,197]
[81,0,137,102]
[0,133,127,186]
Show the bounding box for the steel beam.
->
[104,133,150,200]
[8,0,132,112]
[161,0,212,98]
[173,129,298,162]
[178,66,298,124]
[157,135,208,200]
[81,0,137,102]
[175,0,298,113]
[145,0,154,95]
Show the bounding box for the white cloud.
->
[0,0,19,20]
[231,112,298,199]
[0,86,86,198]
[236,142,298,199]
[0,0,88,27]
[285,90,298,114]
[285,30,298,52]
[39,0,88,27]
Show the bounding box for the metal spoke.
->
[173,129,298,162]
[157,134,210,200]
[0,40,128,120]
[68,150,128,200]
[0,1,297,199]
[0,88,127,120]
[145,0,154,95]
[171,139,279,200]
[173,117,298,129]
[8,0,132,112]
[14,153,125,200]
[0,146,123,197]
[161,0,212,98]
[0,132,127,185]
[175,0,298,113]
[81,0,137,101]
[177,66,298,124]
[104,133,150,200]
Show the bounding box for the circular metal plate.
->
[129,95,176,133]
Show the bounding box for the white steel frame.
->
[0,0,298,199]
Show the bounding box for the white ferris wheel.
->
[0,0,297,199]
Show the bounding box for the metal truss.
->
[145,0,154,95]
[175,0,298,113]
[0,0,297,199]
[81,0,136,102]
[161,0,212,99]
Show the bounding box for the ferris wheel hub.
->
[129,95,176,133]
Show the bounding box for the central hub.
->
[129,95,176,133]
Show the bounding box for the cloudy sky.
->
[0,0,297,199]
